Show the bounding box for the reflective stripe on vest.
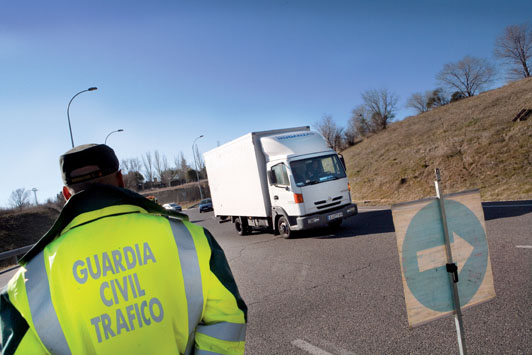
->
[196,322,246,342]
[167,217,204,355]
[26,251,71,355]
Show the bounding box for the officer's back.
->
[0,144,247,355]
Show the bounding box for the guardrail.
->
[0,245,33,262]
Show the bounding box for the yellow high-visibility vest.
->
[2,186,246,355]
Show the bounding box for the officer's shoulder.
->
[165,217,208,238]
[182,220,217,245]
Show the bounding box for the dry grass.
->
[0,205,59,252]
[343,77,532,205]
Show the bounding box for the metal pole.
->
[192,135,204,200]
[434,168,467,355]
[67,87,98,148]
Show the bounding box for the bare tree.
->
[495,22,532,79]
[174,151,192,182]
[193,145,205,179]
[436,56,496,97]
[450,91,465,103]
[124,171,144,190]
[9,188,31,209]
[142,152,155,183]
[345,105,372,144]
[361,88,398,131]
[343,122,357,147]
[121,159,130,172]
[153,151,164,184]
[154,151,179,186]
[426,88,449,109]
[121,158,142,173]
[314,115,344,151]
[406,91,430,114]
[121,158,144,190]
[174,152,190,183]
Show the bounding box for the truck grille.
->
[314,195,343,206]
[316,201,342,210]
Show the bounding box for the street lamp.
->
[192,135,204,200]
[67,87,98,148]
[104,129,124,145]
[31,188,38,205]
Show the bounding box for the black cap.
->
[60,144,119,185]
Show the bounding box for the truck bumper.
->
[291,203,358,231]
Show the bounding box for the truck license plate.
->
[327,212,343,221]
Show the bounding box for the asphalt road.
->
[1,202,531,354]
[189,202,532,355]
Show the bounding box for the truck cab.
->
[262,131,357,238]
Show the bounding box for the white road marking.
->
[483,204,532,208]
[318,340,357,355]
[516,245,532,249]
[291,339,333,355]
[358,206,390,211]
[358,203,532,211]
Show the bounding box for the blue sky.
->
[1,0,530,206]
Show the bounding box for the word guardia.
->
[72,243,155,283]
[72,242,165,343]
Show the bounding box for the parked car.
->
[199,198,213,213]
[163,202,182,212]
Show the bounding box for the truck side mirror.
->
[268,170,277,185]
[338,154,346,171]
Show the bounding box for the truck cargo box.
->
[204,127,310,218]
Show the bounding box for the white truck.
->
[203,126,357,238]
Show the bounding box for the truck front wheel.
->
[235,217,251,236]
[277,216,291,239]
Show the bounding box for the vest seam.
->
[67,210,141,231]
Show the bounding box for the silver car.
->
[163,202,182,212]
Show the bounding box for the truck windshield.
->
[290,154,347,187]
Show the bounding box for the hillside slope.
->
[0,206,59,253]
[344,77,532,205]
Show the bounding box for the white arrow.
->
[416,232,474,273]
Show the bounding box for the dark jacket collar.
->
[19,185,187,264]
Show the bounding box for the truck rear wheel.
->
[277,216,291,239]
[235,217,251,236]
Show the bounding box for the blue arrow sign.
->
[402,199,488,312]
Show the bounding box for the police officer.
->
[0,144,247,354]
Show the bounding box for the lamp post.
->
[67,87,98,148]
[105,129,124,144]
[31,188,38,205]
[192,135,204,201]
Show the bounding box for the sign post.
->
[434,168,467,355]
[392,169,495,353]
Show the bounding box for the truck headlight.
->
[347,207,355,214]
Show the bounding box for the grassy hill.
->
[344,77,532,205]
[0,206,59,253]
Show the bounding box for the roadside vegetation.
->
[0,204,60,253]
[344,77,532,204]
[310,22,532,204]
